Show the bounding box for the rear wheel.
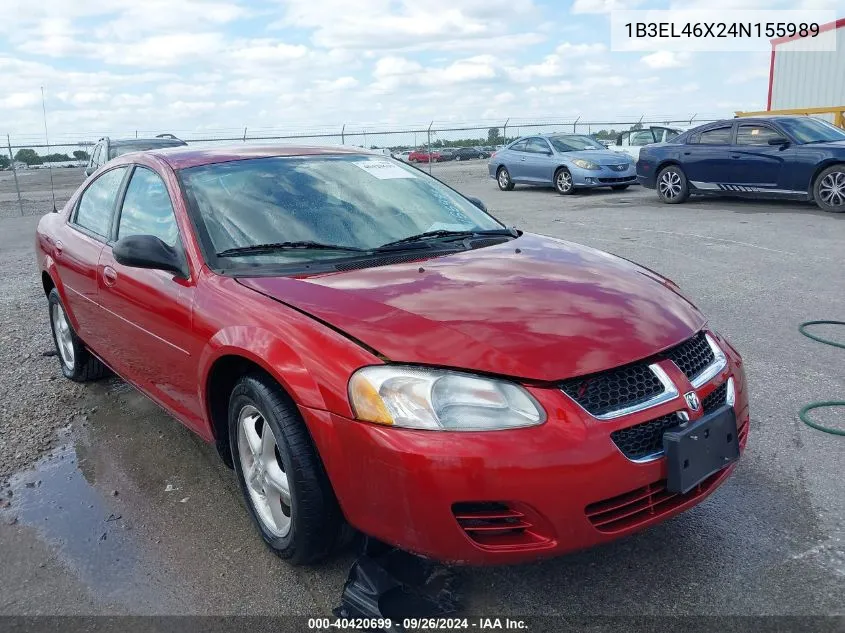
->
[229,373,342,565]
[813,164,845,212]
[497,166,515,191]
[47,288,107,382]
[656,165,689,204]
[554,168,575,195]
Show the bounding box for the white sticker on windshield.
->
[352,160,417,179]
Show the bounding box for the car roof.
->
[110,138,186,148]
[147,144,373,170]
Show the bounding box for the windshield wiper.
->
[377,228,517,249]
[216,241,367,257]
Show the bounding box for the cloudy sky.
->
[1,0,842,145]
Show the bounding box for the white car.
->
[608,126,686,160]
[368,148,396,158]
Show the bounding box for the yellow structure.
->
[735,107,845,130]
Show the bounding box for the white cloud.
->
[571,0,644,14]
[640,51,692,69]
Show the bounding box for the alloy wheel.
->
[51,303,75,371]
[659,170,682,199]
[498,169,509,188]
[556,169,573,193]
[237,404,292,537]
[819,170,845,208]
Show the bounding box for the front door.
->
[727,123,792,190]
[96,165,205,430]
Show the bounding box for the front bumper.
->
[571,163,637,188]
[302,334,749,565]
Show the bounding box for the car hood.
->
[800,140,845,151]
[238,233,706,382]
[563,149,632,165]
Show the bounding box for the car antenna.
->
[41,86,57,213]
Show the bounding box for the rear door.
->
[59,166,129,347]
[727,122,794,190]
[680,124,736,189]
[96,165,204,428]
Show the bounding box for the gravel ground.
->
[0,161,843,620]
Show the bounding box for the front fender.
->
[198,325,328,414]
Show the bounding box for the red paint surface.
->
[36,147,748,564]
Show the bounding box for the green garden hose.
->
[798,320,845,436]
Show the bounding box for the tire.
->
[497,166,514,191]
[813,164,845,212]
[229,373,342,565]
[47,288,107,382]
[611,185,630,191]
[656,165,690,204]
[554,167,575,195]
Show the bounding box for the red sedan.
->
[408,149,441,163]
[36,145,749,565]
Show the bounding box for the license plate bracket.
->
[664,406,740,494]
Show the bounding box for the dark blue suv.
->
[637,116,845,212]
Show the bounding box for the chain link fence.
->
[1,115,718,219]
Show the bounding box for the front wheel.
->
[229,373,342,565]
[554,168,575,195]
[814,164,845,212]
[47,288,107,382]
[656,165,690,204]
[497,166,515,191]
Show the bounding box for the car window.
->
[630,130,656,146]
[117,167,180,247]
[509,140,528,152]
[664,129,682,141]
[548,135,605,152]
[527,138,551,153]
[617,132,630,147]
[778,117,845,143]
[735,125,781,146]
[73,167,128,238]
[696,126,733,145]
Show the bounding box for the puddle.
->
[0,435,173,610]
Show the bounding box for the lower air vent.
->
[452,502,548,549]
[611,413,681,461]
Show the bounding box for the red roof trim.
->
[771,16,844,46]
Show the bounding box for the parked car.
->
[84,134,187,176]
[454,147,490,161]
[638,116,845,212]
[408,149,441,163]
[609,126,686,160]
[489,134,637,194]
[37,144,748,565]
[396,151,412,162]
[368,148,395,158]
[437,148,456,161]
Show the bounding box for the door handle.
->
[103,266,118,286]
[683,151,691,155]
[731,154,741,159]
[520,157,526,161]
[54,240,63,256]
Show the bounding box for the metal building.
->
[767,18,845,125]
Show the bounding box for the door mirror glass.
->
[113,234,185,276]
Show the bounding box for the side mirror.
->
[767,136,789,146]
[466,196,487,212]
[113,235,186,277]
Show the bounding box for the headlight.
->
[348,366,546,431]
[572,158,600,170]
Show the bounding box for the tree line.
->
[1,149,90,168]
